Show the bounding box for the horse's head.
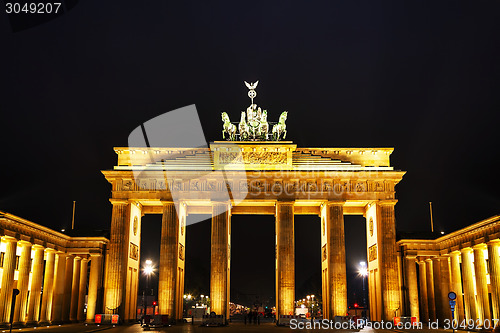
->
[240,111,246,121]
[280,111,288,122]
[221,112,229,122]
[261,110,267,121]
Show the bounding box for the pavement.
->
[0,322,483,333]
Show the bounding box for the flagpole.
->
[72,201,76,230]
[429,201,434,233]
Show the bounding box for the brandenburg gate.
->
[101,82,406,323]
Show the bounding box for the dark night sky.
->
[1,1,499,307]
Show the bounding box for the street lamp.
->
[359,261,368,308]
[142,259,155,316]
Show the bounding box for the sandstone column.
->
[321,201,346,318]
[425,259,436,321]
[418,260,429,321]
[473,244,491,322]
[77,258,89,321]
[26,245,45,325]
[488,241,500,320]
[103,199,129,316]
[86,253,103,322]
[450,251,465,323]
[69,257,82,321]
[405,256,419,321]
[378,201,401,320]
[51,252,67,323]
[461,247,477,321]
[158,202,180,320]
[61,255,74,322]
[211,201,231,321]
[439,256,452,321]
[0,238,18,324]
[39,249,56,324]
[13,241,32,325]
[432,257,443,321]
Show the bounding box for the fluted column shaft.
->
[158,202,180,319]
[322,202,346,318]
[488,242,500,319]
[103,200,129,316]
[77,259,89,321]
[450,251,465,322]
[432,257,444,321]
[0,239,18,324]
[405,256,419,320]
[439,256,452,320]
[61,255,74,322]
[211,202,231,320]
[425,259,436,321]
[473,245,491,321]
[51,253,67,323]
[26,246,45,324]
[418,261,429,321]
[13,242,32,324]
[86,254,103,322]
[461,248,477,321]
[379,201,401,320]
[70,257,82,321]
[39,250,56,323]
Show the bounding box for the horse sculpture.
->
[259,110,269,140]
[238,111,250,141]
[221,112,237,141]
[272,111,288,141]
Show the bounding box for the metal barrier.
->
[277,315,300,326]
[142,315,169,327]
[94,314,119,324]
[394,316,418,325]
[202,314,226,326]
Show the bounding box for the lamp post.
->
[359,261,368,308]
[143,259,154,316]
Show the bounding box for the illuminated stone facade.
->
[0,211,107,326]
[102,141,406,322]
[398,215,500,323]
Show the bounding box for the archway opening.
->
[295,215,322,317]
[345,215,368,317]
[230,214,275,320]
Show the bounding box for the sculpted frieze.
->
[219,151,287,165]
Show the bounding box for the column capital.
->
[405,254,418,260]
[276,199,295,204]
[473,243,487,250]
[32,244,45,250]
[378,199,398,207]
[460,247,473,253]
[487,239,500,246]
[1,236,17,243]
[323,200,345,207]
[17,240,32,247]
[129,200,143,210]
[109,198,129,206]
[160,200,175,206]
[450,250,461,256]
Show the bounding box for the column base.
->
[25,321,41,327]
[11,321,27,328]
[38,320,52,326]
